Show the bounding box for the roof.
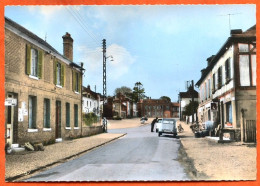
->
[5,17,84,71]
[179,87,199,98]
[82,86,101,99]
[196,25,256,87]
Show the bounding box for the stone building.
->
[139,98,179,118]
[196,25,256,142]
[4,17,84,146]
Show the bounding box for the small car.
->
[158,118,177,137]
[155,118,162,132]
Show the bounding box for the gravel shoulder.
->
[177,121,257,181]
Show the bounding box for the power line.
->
[65,6,101,47]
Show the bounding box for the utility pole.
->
[102,39,107,132]
[102,39,106,115]
[191,80,195,123]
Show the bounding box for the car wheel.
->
[158,132,161,137]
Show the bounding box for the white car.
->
[158,118,177,137]
[155,118,162,133]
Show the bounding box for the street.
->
[24,124,190,181]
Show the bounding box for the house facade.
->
[82,85,101,118]
[196,25,256,141]
[139,98,179,118]
[179,87,199,121]
[5,17,84,146]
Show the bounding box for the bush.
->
[113,115,122,120]
[83,113,99,126]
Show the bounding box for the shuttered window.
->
[225,58,231,81]
[29,96,37,129]
[44,99,50,128]
[54,61,65,87]
[26,44,43,78]
[74,104,78,127]
[66,103,70,127]
[72,71,81,93]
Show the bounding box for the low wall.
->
[81,125,103,137]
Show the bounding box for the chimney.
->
[206,55,215,66]
[62,32,73,61]
[230,29,242,36]
[201,68,206,76]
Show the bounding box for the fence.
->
[244,120,256,143]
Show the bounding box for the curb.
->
[6,133,126,182]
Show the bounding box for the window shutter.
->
[61,64,65,87]
[53,60,57,84]
[26,44,31,75]
[38,50,43,79]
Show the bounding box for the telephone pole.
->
[102,39,107,116]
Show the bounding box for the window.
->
[26,45,43,78]
[212,74,215,92]
[226,102,232,124]
[54,61,65,86]
[252,55,256,86]
[239,55,250,86]
[225,58,231,82]
[208,79,211,98]
[66,103,70,127]
[74,104,78,127]
[29,96,37,129]
[217,67,222,89]
[205,82,208,100]
[43,99,50,128]
[73,71,81,93]
[239,43,256,87]
[239,44,249,52]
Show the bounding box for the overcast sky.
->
[5,5,256,101]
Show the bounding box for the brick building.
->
[139,99,179,118]
[4,17,85,146]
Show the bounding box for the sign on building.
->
[5,98,17,106]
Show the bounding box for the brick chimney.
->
[62,32,73,61]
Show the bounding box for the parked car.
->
[155,118,162,132]
[158,118,177,137]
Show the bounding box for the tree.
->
[114,86,132,96]
[160,96,171,102]
[132,82,146,102]
[183,101,199,116]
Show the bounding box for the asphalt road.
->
[25,124,190,181]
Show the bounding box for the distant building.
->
[82,85,101,118]
[196,25,256,142]
[179,87,199,121]
[139,98,179,118]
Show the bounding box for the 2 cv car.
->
[158,118,177,137]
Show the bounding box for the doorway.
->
[6,93,15,145]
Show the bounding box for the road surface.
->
[25,124,190,181]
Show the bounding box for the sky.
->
[4,5,256,102]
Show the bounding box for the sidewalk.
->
[5,118,147,181]
[5,133,126,181]
[177,121,257,180]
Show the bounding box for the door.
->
[55,101,61,139]
[6,93,14,145]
